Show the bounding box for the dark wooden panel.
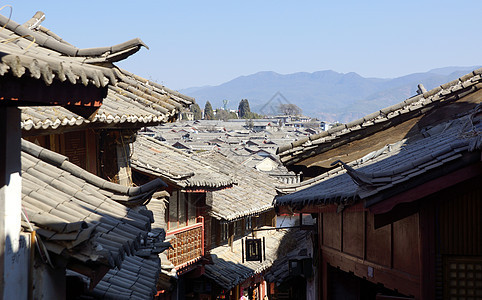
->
[366,212,391,267]
[392,213,420,276]
[323,212,341,251]
[343,211,364,258]
[62,130,87,169]
[439,176,482,256]
[85,129,98,175]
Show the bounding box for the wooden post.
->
[419,200,436,299]
[0,107,28,299]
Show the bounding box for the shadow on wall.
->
[2,233,30,299]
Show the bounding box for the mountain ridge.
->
[179,66,480,122]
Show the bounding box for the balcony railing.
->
[165,216,204,269]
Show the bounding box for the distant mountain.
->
[179,66,480,123]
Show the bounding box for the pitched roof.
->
[132,135,236,190]
[0,12,115,89]
[5,11,193,132]
[274,105,482,210]
[204,227,287,290]
[90,255,161,300]
[195,152,280,221]
[264,230,312,285]
[73,191,172,299]
[21,139,165,269]
[277,68,482,166]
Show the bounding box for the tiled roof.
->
[264,230,312,285]
[21,139,165,269]
[91,255,161,300]
[204,227,287,290]
[0,12,115,88]
[274,106,482,209]
[5,11,193,131]
[195,152,280,221]
[277,68,482,165]
[132,135,236,190]
[82,191,172,299]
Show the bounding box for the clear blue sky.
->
[5,1,482,90]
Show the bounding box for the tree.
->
[204,101,215,120]
[215,109,238,121]
[278,103,302,116]
[190,103,202,120]
[238,99,251,118]
[215,109,230,121]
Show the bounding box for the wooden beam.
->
[321,246,420,298]
[0,74,106,107]
[276,202,366,215]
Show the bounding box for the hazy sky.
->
[5,1,482,90]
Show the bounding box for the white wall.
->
[0,107,29,300]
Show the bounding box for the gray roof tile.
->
[196,152,280,221]
[132,135,236,190]
[275,107,482,208]
[2,12,193,131]
[21,139,164,269]
[90,255,161,300]
[278,68,482,163]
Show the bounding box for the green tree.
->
[204,101,215,120]
[190,103,202,120]
[215,109,230,121]
[238,99,251,118]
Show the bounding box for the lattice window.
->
[63,131,87,169]
[166,224,203,267]
[444,256,482,299]
[221,222,229,241]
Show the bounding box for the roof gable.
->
[8,11,194,133]
[21,139,165,270]
[132,135,236,190]
[196,151,280,221]
[274,105,482,211]
[277,68,482,171]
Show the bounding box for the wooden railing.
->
[165,216,204,269]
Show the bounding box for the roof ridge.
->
[21,138,166,197]
[277,67,482,161]
[0,13,147,60]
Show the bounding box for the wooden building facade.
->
[275,69,482,299]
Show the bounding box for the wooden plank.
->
[85,129,97,175]
[342,211,364,258]
[438,177,482,256]
[302,116,422,169]
[419,199,436,300]
[366,212,391,267]
[392,213,420,276]
[322,212,341,251]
